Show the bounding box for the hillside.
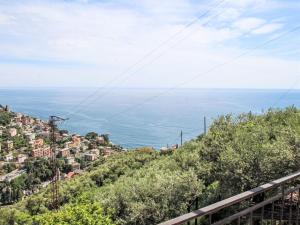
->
[1,107,300,225]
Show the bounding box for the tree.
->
[33,203,114,225]
[1,107,300,225]
[26,196,48,216]
[85,132,98,140]
[100,134,110,145]
[0,111,12,126]
[12,135,28,149]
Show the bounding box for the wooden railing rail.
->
[159,170,300,225]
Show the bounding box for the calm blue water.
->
[0,88,299,148]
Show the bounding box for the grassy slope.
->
[1,107,300,225]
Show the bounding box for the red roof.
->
[66,172,75,179]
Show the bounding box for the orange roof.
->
[66,172,75,179]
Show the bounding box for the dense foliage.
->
[0,202,114,225]
[0,158,72,205]
[1,107,300,225]
[0,111,12,126]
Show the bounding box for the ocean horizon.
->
[1,87,300,148]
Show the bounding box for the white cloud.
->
[0,0,298,89]
[0,13,14,25]
[233,17,265,31]
[253,23,283,34]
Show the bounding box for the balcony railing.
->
[159,170,300,225]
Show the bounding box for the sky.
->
[0,0,300,89]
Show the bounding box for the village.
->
[0,105,120,201]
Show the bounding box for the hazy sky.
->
[0,0,299,88]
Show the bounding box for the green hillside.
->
[1,107,300,225]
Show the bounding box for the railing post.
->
[187,204,191,225]
[261,206,265,223]
[195,197,199,225]
[297,188,300,225]
[289,191,293,225]
[271,201,275,225]
[280,184,285,225]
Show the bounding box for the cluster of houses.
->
[0,105,116,182]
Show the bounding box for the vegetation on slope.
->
[0,111,12,126]
[1,107,300,225]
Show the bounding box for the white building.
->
[25,132,36,141]
[8,128,17,137]
[5,153,13,162]
[17,154,28,164]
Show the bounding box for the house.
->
[0,129,3,136]
[17,154,28,163]
[8,128,17,137]
[58,148,70,158]
[71,136,81,148]
[21,116,30,126]
[90,149,100,156]
[96,136,105,145]
[25,132,36,141]
[43,127,50,132]
[103,147,113,157]
[39,131,50,138]
[0,170,26,182]
[5,153,13,162]
[65,136,81,149]
[31,148,43,158]
[34,124,43,132]
[15,113,22,122]
[32,138,44,149]
[31,147,51,158]
[21,116,34,126]
[65,172,75,179]
[84,153,98,161]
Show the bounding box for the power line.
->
[64,1,268,120]
[63,0,227,118]
[65,17,220,119]
[271,78,300,108]
[107,26,300,120]
[59,5,299,150]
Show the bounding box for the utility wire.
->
[107,26,300,120]
[271,78,300,108]
[64,1,266,120]
[61,4,298,148]
[64,22,296,146]
[63,0,227,118]
[66,11,226,118]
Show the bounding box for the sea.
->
[0,88,299,149]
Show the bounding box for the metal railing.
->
[159,170,300,225]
